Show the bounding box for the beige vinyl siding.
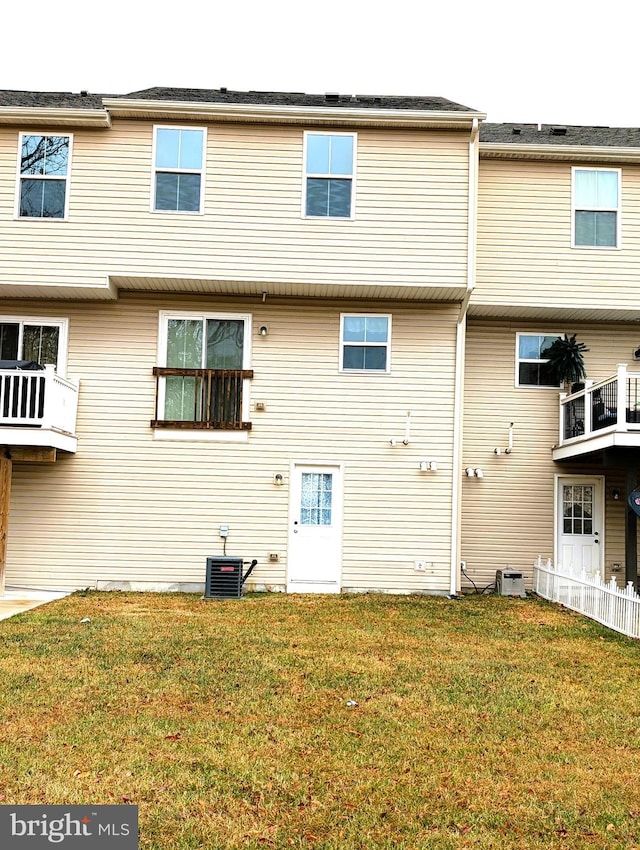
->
[0,122,470,294]
[462,320,639,589]
[476,158,640,312]
[4,294,458,594]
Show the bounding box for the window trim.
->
[302,131,357,220]
[0,315,69,376]
[515,331,564,389]
[339,313,391,373]
[154,311,252,441]
[151,125,207,215]
[571,166,621,249]
[15,133,73,221]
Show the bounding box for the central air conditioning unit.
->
[495,569,526,597]
[204,557,258,599]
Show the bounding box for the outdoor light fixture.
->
[465,467,484,478]
[259,325,269,337]
[419,460,438,472]
[273,473,283,485]
[475,468,484,479]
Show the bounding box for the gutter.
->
[480,142,640,164]
[450,117,479,597]
[102,98,486,129]
[0,107,111,128]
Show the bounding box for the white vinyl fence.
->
[533,556,640,639]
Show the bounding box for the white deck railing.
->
[533,555,640,639]
[559,363,640,446]
[0,365,79,435]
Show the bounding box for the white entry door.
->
[556,476,604,578]
[287,464,343,593]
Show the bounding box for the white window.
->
[0,317,68,374]
[340,314,391,372]
[154,312,252,432]
[304,132,355,218]
[17,134,71,219]
[152,127,206,213]
[516,333,561,387]
[572,168,620,248]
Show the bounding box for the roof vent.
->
[550,126,567,136]
[512,127,522,135]
[324,92,340,103]
[220,87,227,93]
[80,90,88,97]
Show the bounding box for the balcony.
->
[553,364,640,461]
[0,365,79,455]
[151,368,253,430]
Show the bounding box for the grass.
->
[0,591,639,849]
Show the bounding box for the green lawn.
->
[0,591,639,849]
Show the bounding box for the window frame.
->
[154,311,252,441]
[15,133,73,221]
[302,131,357,220]
[151,125,207,215]
[515,331,563,389]
[571,166,621,249]
[339,313,391,374]
[0,316,68,375]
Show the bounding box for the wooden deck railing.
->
[152,368,253,430]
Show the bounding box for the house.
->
[0,88,483,595]
[463,123,640,592]
[1,89,639,597]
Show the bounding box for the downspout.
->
[450,117,479,596]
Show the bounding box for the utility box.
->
[205,557,245,598]
[495,569,526,597]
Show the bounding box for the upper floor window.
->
[304,132,355,218]
[153,127,205,213]
[153,313,252,432]
[0,318,67,373]
[572,168,620,248]
[17,134,71,219]
[340,314,390,372]
[516,333,561,387]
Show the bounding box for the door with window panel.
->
[556,477,603,578]
[288,465,343,592]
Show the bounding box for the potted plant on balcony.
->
[544,333,589,390]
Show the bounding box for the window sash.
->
[153,127,205,213]
[340,314,390,372]
[304,132,356,219]
[572,168,620,248]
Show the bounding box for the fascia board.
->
[481,142,640,164]
[0,107,111,128]
[103,98,486,128]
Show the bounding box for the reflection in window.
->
[516,333,562,387]
[19,135,70,218]
[163,316,245,421]
[0,321,61,367]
